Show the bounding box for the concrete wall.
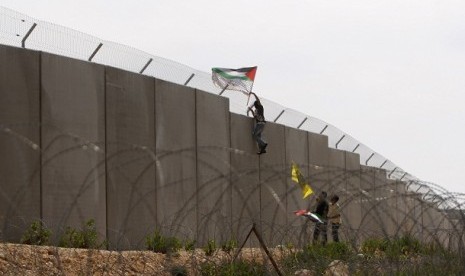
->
[259,122,286,245]
[230,113,260,246]
[359,166,379,238]
[41,53,106,242]
[0,45,41,241]
[343,151,361,243]
[0,45,457,249]
[105,67,156,250]
[195,90,231,245]
[155,80,197,241]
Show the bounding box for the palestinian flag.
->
[293,210,324,223]
[212,66,257,94]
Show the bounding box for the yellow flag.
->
[291,162,313,199]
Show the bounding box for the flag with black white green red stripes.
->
[211,66,257,94]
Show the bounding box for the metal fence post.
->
[139,58,153,74]
[400,172,408,181]
[88,43,103,61]
[184,73,195,85]
[388,167,398,178]
[335,135,345,149]
[365,153,374,165]
[297,117,308,129]
[319,124,328,134]
[21,23,37,48]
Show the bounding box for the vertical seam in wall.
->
[153,78,157,226]
[344,151,347,199]
[103,66,108,249]
[39,51,43,221]
[283,127,287,225]
[194,89,199,241]
[228,111,232,237]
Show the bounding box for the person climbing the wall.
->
[247,92,267,154]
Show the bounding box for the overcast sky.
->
[1,0,464,196]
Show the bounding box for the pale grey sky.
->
[1,0,464,196]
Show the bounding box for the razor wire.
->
[0,5,461,210]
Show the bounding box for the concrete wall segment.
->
[327,148,345,194]
[359,166,379,239]
[343,151,361,243]
[230,113,260,246]
[195,89,231,245]
[40,52,106,243]
[0,45,41,241]
[105,67,156,250]
[374,168,395,237]
[155,79,197,240]
[259,122,286,245]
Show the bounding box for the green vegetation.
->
[59,219,104,249]
[203,239,216,256]
[281,236,465,275]
[361,235,422,259]
[220,238,237,254]
[184,238,196,251]
[282,242,353,275]
[146,230,182,254]
[14,227,465,275]
[20,221,51,246]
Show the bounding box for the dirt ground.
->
[0,243,286,275]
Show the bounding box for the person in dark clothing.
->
[247,92,267,154]
[313,191,329,245]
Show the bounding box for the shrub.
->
[203,239,216,256]
[146,230,182,254]
[361,235,423,259]
[282,242,353,275]
[384,235,422,260]
[59,219,103,249]
[221,238,237,254]
[325,242,352,260]
[20,221,51,246]
[361,238,388,256]
[184,238,196,251]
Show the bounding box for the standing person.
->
[247,92,267,154]
[313,191,329,245]
[328,195,342,242]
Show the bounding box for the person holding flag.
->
[211,66,267,154]
[313,191,329,245]
[248,92,267,154]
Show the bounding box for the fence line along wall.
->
[0,45,463,251]
[0,6,434,189]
